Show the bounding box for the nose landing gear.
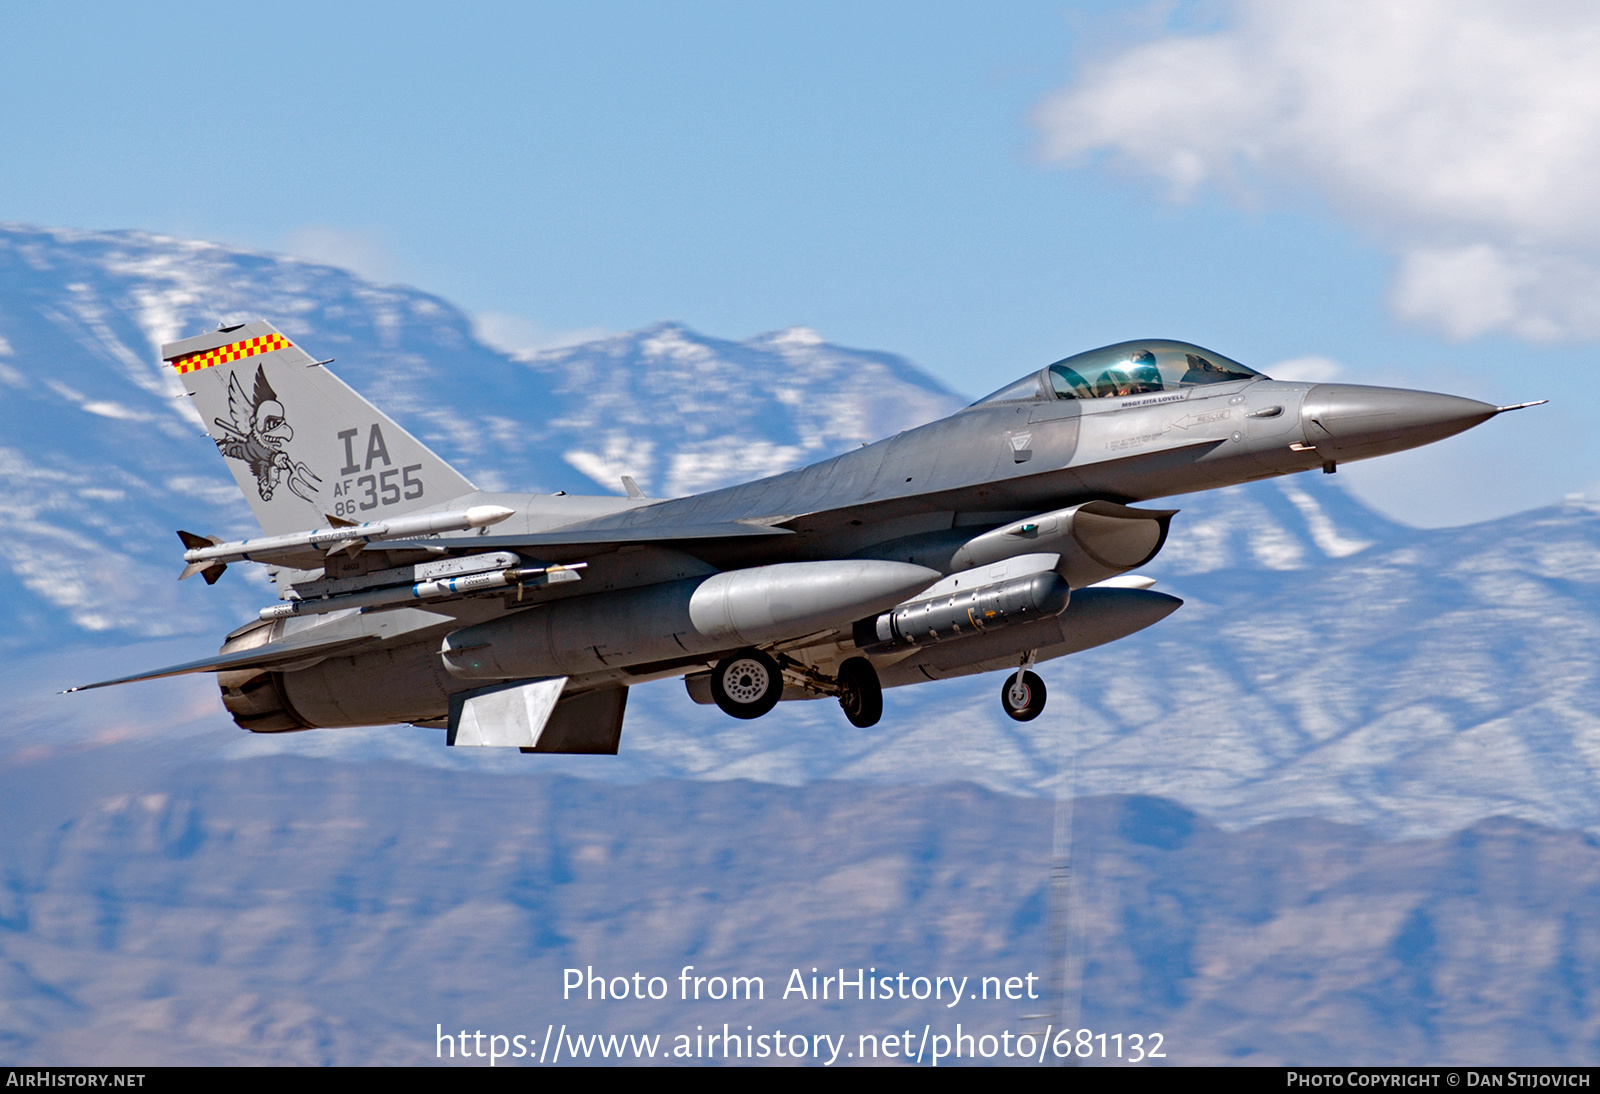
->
[1001,651,1046,721]
[1001,671,1047,721]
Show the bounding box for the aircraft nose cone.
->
[1301,383,1498,459]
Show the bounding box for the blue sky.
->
[2,0,1596,526]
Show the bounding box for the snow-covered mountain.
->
[5,223,1599,841]
[0,221,1406,641]
[6,757,1598,1066]
[0,224,960,642]
[515,323,962,499]
[8,223,1600,1066]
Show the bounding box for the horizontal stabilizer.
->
[62,632,376,692]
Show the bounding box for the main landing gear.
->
[710,649,782,720]
[835,657,883,729]
[1001,651,1047,721]
[708,648,884,728]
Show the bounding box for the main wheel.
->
[711,649,783,720]
[836,657,883,728]
[1000,670,1047,722]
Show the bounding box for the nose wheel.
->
[836,657,882,728]
[711,649,783,720]
[1001,670,1047,721]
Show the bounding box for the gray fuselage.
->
[235,363,1502,731]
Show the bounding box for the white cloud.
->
[1266,355,1341,383]
[471,311,613,359]
[1036,0,1600,342]
[1390,244,1600,341]
[80,400,147,421]
[282,224,408,285]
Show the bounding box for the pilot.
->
[1093,368,1127,398]
[1125,349,1163,394]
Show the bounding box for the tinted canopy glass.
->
[972,340,1264,406]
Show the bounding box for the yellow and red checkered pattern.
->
[170,333,293,375]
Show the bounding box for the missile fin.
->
[176,529,221,551]
[177,531,228,582]
[179,559,228,583]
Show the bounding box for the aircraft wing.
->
[63,632,378,692]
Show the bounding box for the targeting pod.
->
[854,570,1070,651]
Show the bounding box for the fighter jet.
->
[67,323,1540,752]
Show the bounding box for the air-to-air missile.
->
[259,557,586,621]
[179,504,516,577]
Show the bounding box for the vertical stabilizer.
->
[164,322,476,535]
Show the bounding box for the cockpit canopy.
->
[972,340,1266,406]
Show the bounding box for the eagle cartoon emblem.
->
[214,365,323,503]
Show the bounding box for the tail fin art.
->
[163,322,476,536]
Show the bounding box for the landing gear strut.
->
[711,648,783,720]
[836,657,882,728]
[1001,651,1046,721]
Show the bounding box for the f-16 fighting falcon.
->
[67,322,1541,753]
